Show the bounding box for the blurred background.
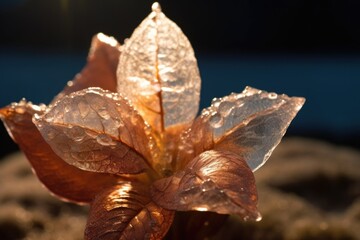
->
[1,0,360,157]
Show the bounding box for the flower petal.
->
[85,181,174,240]
[34,88,157,175]
[152,150,260,221]
[52,33,121,103]
[177,87,305,171]
[0,100,117,204]
[117,5,201,132]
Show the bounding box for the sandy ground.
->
[0,138,359,240]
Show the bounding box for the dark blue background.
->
[1,0,360,156]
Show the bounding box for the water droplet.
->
[67,80,74,87]
[211,98,221,108]
[78,101,90,118]
[98,108,110,120]
[218,101,234,117]
[178,144,185,151]
[268,92,277,99]
[64,105,70,113]
[15,106,25,114]
[96,134,115,146]
[44,114,54,122]
[152,2,162,13]
[66,126,85,142]
[46,130,56,140]
[105,93,113,99]
[19,98,27,106]
[201,108,210,117]
[209,113,223,128]
[201,179,215,191]
[114,119,124,128]
[144,124,152,135]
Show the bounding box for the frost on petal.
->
[52,33,121,104]
[152,150,260,221]
[34,88,157,175]
[0,101,117,203]
[85,182,174,240]
[117,4,201,132]
[178,87,305,171]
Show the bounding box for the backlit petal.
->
[177,87,305,171]
[152,150,260,221]
[0,101,117,204]
[52,33,121,103]
[117,5,200,132]
[34,88,158,175]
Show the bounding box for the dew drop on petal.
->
[65,126,85,142]
[218,101,234,117]
[201,108,211,117]
[45,129,57,140]
[78,100,90,118]
[64,105,70,113]
[44,114,54,122]
[98,108,111,120]
[96,134,115,146]
[15,106,25,114]
[209,113,223,128]
[268,92,278,99]
[144,124,152,135]
[211,98,221,108]
[152,2,161,13]
[114,119,124,128]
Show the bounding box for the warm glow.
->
[97,32,118,47]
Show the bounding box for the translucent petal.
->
[117,5,201,132]
[0,101,117,204]
[177,87,305,171]
[85,181,174,240]
[152,150,260,221]
[52,33,121,104]
[34,88,157,175]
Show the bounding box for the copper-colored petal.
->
[117,4,201,133]
[35,88,158,175]
[52,33,121,104]
[85,181,174,240]
[177,87,305,171]
[0,101,118,204]
[175,115,214,170]
[152,150,260,221]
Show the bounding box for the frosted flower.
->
[0,3,304,240]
